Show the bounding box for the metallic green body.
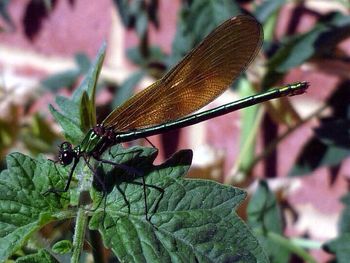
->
[76,129,104,154]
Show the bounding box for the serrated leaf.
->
[15,249,59,263]
[89,146,268,263]
[0,153,72,261]
[49,105,84,145]
[248,180,289,263]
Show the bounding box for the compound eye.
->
[59,151,74,165]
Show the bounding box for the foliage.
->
[0,38,267,262]
[1,0,350,262]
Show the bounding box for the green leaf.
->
[55,95,80,124]
[89,146,268,263]
[112,0,131,27]
[323,233,350,263]
[49,105,84,145]
[236,79,260,174]
[1,145,268,261]
[74,53,91,73]
[255,0,286,23]
[338,193,350,234]
[52,240,73,254]
[79,91,95,133]
[269,12,350,73]
[15,249,59,263]
[170,0,240,66]
[289,137,350,176]
[72,42,106,110]
[0,153,73,261]
[248,180,289,263]
[41,69,80,91]
[315,119,350,149]
[41,52,90,92]
[112,70,145,108]
[50,43,106,142]
[21,114,58,155]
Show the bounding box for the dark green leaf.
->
[52,240,73,254]
[248,180,289,263]
[289,137,350,176]
[269,12,350,73]
[49,105,84,145]
[338,193,350,234]
[21,114,58,155]
[268,30,321,73]
[255,0,286,23]
[89,146,268,263]
[112,0,131,27]
[55,95,80,124]
[50,43,106,142]
[15,249,59,263]
[0,153,72,261]
[315,119,350,149]
[323,233,350,263]
[112,70,145,108]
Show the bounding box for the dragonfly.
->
[46,15,308,217]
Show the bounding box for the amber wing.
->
[102,15,263,132]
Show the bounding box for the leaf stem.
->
[248,104,328,173]
[264,231,318,263]
[71,207,88,263]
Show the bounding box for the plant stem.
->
[249,104,328,172]
[71,207,88,263]
[265,231,318,263]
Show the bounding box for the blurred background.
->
[0,0,350,262]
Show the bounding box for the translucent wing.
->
[102,15,262,132]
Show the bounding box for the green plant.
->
[1,0,350,262]
[0,44,269,263]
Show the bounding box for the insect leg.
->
[43,157,79,195]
